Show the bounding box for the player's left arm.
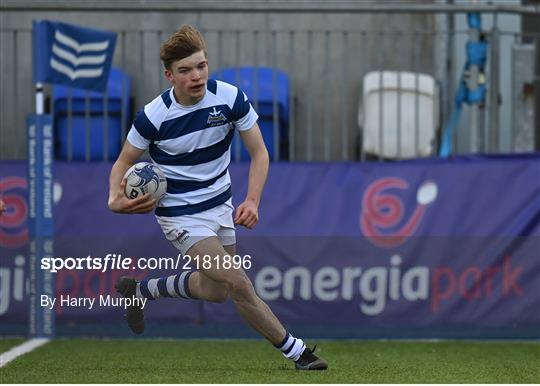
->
[235,122,269,229]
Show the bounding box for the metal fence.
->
[0,2,538,161]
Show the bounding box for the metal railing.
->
[2,1,538,14]
[0,2,538,161]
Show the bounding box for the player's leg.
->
[223,243,235,255]
[187,237,327,370]
[188,236,286,342]
[115,221,226,334]
[181,244,237,303]
[169,207,233,303]
[115,265,228,334]
[118,257,231,305]
[163,228,229,303]
[129,218,231,304]
[187,243,234,302]
[186,271,228,303]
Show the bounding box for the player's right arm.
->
[108,141,156,214]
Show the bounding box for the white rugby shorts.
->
[155,199,236,255]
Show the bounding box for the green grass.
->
[1,339,538,383]
[0,338,25,354]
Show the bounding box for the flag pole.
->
[28,19,117,338]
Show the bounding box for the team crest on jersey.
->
[207,107,227,126]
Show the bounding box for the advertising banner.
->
[1,156,539,338]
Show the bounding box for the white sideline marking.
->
[0,338,50,367]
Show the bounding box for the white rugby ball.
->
[123,162,167,201]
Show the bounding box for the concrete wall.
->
[0,0,439,160]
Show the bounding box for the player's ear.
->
[164,68,173,83]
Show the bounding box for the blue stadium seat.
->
[211,66,290,161]
[52,68,132,161]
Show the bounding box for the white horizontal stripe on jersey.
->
[159,174,231,207]
[154,124,232,155]
[155,149,231,181]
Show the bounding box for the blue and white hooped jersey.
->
[126,79,258,217]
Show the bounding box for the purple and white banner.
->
[1,155,539,337]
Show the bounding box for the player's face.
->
[165,50,209,106]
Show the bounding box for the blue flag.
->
[33,20,117,92]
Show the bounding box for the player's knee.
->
[208,286,229,303]
[198,274,229,303]
[228,274,255,301]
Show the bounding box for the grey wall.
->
[0,1,438,160]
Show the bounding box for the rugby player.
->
[107,25,327,371]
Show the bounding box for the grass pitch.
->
[1,339,538,383]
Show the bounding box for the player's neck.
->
[172,87,205,107]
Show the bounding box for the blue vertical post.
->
[27,114,55,338]
[30,20,55,338]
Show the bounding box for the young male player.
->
[107,25,327,371]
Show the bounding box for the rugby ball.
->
[123,162,167,201]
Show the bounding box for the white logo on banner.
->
[49,29,110,80]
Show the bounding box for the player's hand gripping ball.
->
[123,162,167,201]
